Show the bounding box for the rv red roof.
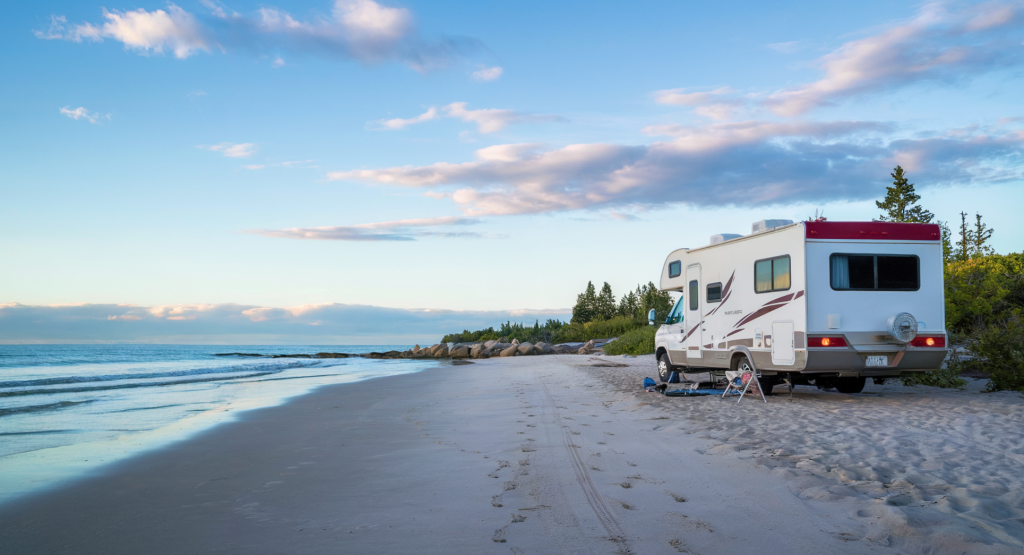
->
[804,221,940,241]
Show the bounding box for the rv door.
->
[686,264,702,362]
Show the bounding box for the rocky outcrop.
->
[578,340,596,355]
[450,346,471,358]
[500,345,518,357]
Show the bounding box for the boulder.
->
[511,338,520,347]
[517,342,534,355]
[483,339,498,349]
[578,340,595,355]
[451,346,471,358]
[470,343,486,358]
[500,346,518,357]
[535,342,554,354]
[434,344,449,357]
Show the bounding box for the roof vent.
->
[710,233,742,245]
[752,219,794,234]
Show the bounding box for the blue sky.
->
[2,0,1023,343]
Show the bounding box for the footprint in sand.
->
[669,493,686,502]
[491,494,504,507]
[493,526,508,542]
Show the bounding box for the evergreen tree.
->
[876,166,934,223]
[970,213,995,258]
[956,212,970,262]
[595,282,617,321]
[639,282,674,323]
[617,289,641,320]
[571,281,598,324]
[938,220,954,265]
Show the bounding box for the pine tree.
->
[595,282,617,321]
[639,282,674,323]
[956,212,971,262]
[876,166,934,223]
[571,281,598,324]
[970,213,995,258]
[938,220,954,265]
[617,290,640,320]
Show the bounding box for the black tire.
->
[835,377,866,394]
[657,353,674,383]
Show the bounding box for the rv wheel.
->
[835,377,866,394]
[657,353,674,383]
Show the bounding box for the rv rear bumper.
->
[802,348,947,375]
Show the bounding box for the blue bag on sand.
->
[668,371,680,383]
[643,377,656,389]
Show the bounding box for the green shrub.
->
[552,315,645,343]
[603,325,658,355]
[945,253,1024,334]
[973,317,1024,393]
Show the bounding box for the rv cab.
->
[654,220,948,394]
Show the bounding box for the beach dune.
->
[1,355,1021,554]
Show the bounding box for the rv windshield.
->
[666,296,685,324]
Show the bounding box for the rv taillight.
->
[809,337,847,347]
[910,336,945,348]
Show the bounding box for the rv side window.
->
[668,260,681,278]
[754,256,791,293]
[689,281,698,310]
[831,254,919,291]
[666,296,685,324]
[706,283,722,303]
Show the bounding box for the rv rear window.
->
[706,283,722,303]
[830,254,919,291]
[754,256,791,294]
[668,260,681,278]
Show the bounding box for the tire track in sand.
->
[540,379,630,553]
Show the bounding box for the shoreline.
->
[0,354,440,506]
[2,355,1021,554]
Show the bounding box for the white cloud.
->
[247,216,481,241]
[59,106,109,123]
[36,1,481,69]
[187,90,207,100]
[367,107,439,130]
[199,142,257,158]
[37,4,210,59]
[367,104,563,133]
[653,87,743,120]
[471,65,503,81]
[327,120,1024,216]
[444,102,563,133]
[764,1,1024,116]
[271,56,285,68]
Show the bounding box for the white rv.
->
[655,219,948,394]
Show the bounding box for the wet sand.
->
[2,355,1020,554]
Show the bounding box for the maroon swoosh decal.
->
[734,303,787,328]
[763,293,794,306]
[794,290,804,300]
[703,344,714,349]
[721,271,735,298]
[725,328,744,338]
[683,321,703,340]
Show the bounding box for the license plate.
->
[866,355,888,367]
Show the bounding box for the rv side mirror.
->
[648,309,656,325]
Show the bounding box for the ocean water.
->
[0,344,436,504]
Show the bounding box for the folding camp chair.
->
[722,368,767,403]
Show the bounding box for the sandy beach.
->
[2,354,1022,554]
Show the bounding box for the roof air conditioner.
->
[752,219,794,233]
[710,233,742,245]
